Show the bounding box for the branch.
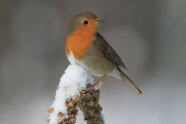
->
[48,65,104,124]
[78,85,103,124]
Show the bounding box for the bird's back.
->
[94,33,127,70]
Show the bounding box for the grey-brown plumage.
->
[95,33,128,70]
[94,33,142,94]
[66,12,142,94]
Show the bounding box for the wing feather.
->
[94,33,127,70]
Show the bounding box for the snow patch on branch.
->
[48,64,93,124]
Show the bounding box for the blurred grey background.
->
[0,0,186,124]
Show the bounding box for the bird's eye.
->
[83,20,88,25]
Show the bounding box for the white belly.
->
[67,52,77,65]
[67,52,103,77]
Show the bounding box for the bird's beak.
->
[96,19,104,24]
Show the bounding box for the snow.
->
[100,112,105,123]
[48,64,94,124]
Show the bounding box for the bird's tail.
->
[117,68,142,94]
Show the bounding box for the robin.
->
[65,12,142,94]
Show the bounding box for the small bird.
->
[65,12,142,94]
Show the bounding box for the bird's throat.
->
[66,29,96,60]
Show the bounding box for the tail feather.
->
[117,68,142,94]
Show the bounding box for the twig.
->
[48,65,104,124]
[78,85,103,124]
[58,84,104,124]
[48,84,104,124]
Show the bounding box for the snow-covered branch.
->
[48,65,104,124]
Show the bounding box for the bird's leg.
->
[89,75,105,101]
[98,80,103,91]
[89,75,105,91]
[97,80,103,101]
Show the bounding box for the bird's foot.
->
[88,76,105,101]
[89,75,105,92]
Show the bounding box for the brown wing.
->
[94,33,128,70]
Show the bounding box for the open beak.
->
[96,19,104,24]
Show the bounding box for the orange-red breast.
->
[65,12,142,94]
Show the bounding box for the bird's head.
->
[67,12,103,36]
